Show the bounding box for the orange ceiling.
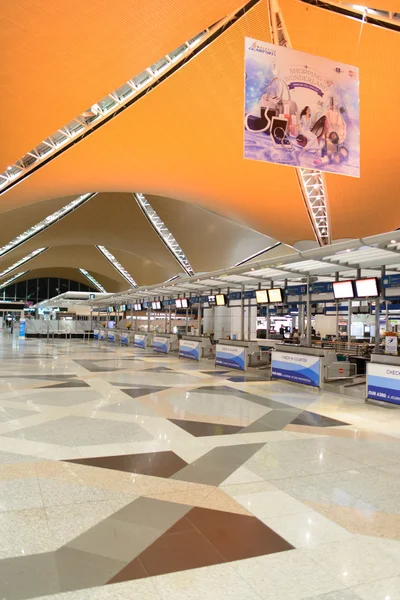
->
[281,0,400,238]
[0,0,242,171]
[0,0,314,246]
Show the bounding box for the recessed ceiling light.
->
[391,240,396,244]
[250,267,255,271]
[346,248,351,252]
[7,166,12,170]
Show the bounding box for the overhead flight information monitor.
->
[333,280,355,299]
[255,290,269,304]
[355,278,379,298]
[268,288,283,303]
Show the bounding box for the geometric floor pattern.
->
[1,335,400,600]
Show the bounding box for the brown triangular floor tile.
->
[168,419,243,437]
[108,506,293,584]
[65,450,187,478]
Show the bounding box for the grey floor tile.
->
[68,517,162,562]
[112,497,190,530]
[56,546,126,591]
[11,390,102,407]
[0,406,39,422]
[0,552,60,599]
[3,416,153,446]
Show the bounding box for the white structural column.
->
[268,0,331,246]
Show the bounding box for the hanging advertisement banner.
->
[179,339,200,361]
[244,38,359,177]
[271,350,321,387]
[367,363,400,405]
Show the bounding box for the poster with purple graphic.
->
[244,38,359,177]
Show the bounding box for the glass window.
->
[37,278,47,300]
[16,281,26,300]
[27,279,38,302]
[49,278,59,297]
[80,283,89,292]
[4,283,16,301]
[70,280,79,291]
[59,279,69,293]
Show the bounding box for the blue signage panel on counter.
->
[367,362,400,405]
[215,344,246,371]
[272,350,321,387]
[179,339,200,361]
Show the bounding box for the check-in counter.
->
[367,354,400,405]
[179,335,215,361]
[271,344,336,388]
[215,340,270,371]
[120,331,132,346]
[153,333,178,354]
[107,330,116,343]
[134,332,153,349]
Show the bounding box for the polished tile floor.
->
[1,335,400,599]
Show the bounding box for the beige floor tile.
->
[233,489,310,520]
[352,575,400,599]
[263,510,354,548]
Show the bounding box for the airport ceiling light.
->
[0,248,47,280]
[301,1,400,32]
[0,3,256,194]
[0,193,97,259]
[268,0,331,246]
[133,193,195,276]
[78,268,107,293]
[96,246,137,288]
[234,243,283,267]
[0,271,29,290]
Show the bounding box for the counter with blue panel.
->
[271,345,335,388]
[153,333,178,354]
[367,354,400,405]
[179,335,214,361]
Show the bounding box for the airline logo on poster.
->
[244,38,359,177]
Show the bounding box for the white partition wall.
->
[203,303,257,340]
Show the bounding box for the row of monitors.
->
[113,279,378,312]
[255,288,284,304]
[131,295,227,311]
[333,278,379,300]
